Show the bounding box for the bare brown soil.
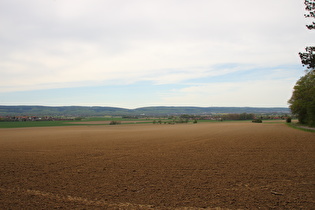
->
[0,122,314,209]
[66,120,150,125]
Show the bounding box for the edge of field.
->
[0,118,154,128]
[286,123,315,132]
[0,118,290,129]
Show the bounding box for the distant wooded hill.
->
[0,105,290,116]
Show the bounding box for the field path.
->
[0,122,314,209]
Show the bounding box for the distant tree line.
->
[221,113,255,120]
[180,113,255,121]
[0,106,290,117]
[0,116,78,122]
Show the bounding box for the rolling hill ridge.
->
[0,105,290,116]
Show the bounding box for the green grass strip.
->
[286,123,315,133]
[0,121,76,128]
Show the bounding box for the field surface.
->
[65,120,150,125]
[0,122,314,209]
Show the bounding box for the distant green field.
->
[80,117,153,122]
[0,118,153,128]
[0,118,275,128]
[0,121,75,128]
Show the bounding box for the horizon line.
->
[0,105,290,109]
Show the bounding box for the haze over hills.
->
[0,105,290,116]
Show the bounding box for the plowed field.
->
[0,122,314,209]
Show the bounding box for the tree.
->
[288,0,315,126]
[304,0,315,30]
[299,0,315,72]
[299,46,315,71]
[288,71,315,125]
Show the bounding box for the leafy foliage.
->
[304,0,315,30]
[299,1,315,71]
[109,121,121,125]
[289,1,315,126]
[299,47,315,70]
[288,71,315,126]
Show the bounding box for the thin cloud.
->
[0,0,312,107]
[158,80,297,107]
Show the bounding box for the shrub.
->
[252,119,262,123]
[193,120,198,124]
[286,117,292,123]
[175,118,189,123]
[109,121,121,125]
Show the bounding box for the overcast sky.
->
[0,0,313,108]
